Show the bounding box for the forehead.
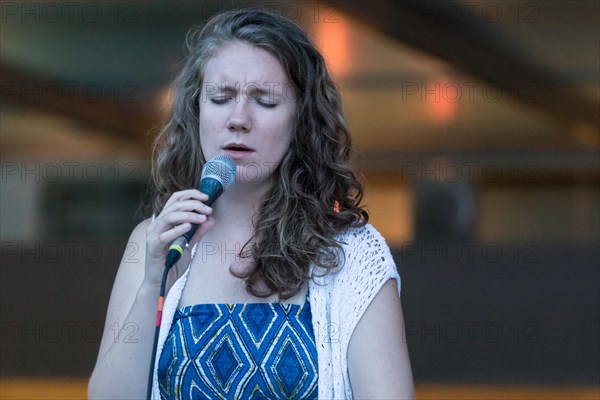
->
[203,42,290,88]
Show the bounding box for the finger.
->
[164,189,209,209]
[153,211,207,234]
[156,222,193,245]
[158,200,212,217]
[162,200,212,216]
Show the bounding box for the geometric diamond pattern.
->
[239,303,277,349]
[158,293,318,400]
[273,334,306,398]
[262,317,318,399]
[205,331,246,392]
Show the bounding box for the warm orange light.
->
[156,84,175,118]
[425,78,459,123]
[314,14,350,78]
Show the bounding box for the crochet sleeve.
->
[339,223,401,300]
[332,223,401,398]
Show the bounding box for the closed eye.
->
[210,97,232,105]
[257,98,277,108]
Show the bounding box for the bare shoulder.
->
[95,218,150,360]
[347,278,415,399]
[110,218,150,294]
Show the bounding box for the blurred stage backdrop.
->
[1,1,598,399]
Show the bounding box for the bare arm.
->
[88,190,214,399]
[347,278,415,399]
[88,219,161,399]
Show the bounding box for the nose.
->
[227,99,252,133]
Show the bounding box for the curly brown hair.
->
[150,9,368,300]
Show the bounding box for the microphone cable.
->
[145,259,173,400]
[145,154,236,399]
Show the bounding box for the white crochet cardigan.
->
[151,223,401,399]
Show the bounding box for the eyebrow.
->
[214,84,238,93]
[213,83,283,98]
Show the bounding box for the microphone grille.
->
[201,154,236,189]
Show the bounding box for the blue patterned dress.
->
[157,289,318,399]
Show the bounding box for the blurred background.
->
[1,0,598,399]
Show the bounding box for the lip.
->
[222,143,255,160]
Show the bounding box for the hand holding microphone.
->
[143,154,236,286]
[165,154,236,270]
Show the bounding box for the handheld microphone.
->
[165,154,236,269]
[147,155,236,400]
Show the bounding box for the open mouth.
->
[223,144,254,158]
[226,145,251,151]
[224,143,254,151]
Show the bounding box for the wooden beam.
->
[322,0,599,136]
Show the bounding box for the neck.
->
[207,180,272,237]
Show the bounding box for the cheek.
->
[198,122,215,160]
[276,111,296,149]
[199,112,211,132]
[199,114,216,144]
[269,132,293,165]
